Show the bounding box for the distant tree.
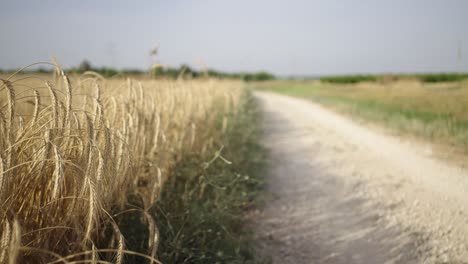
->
[97,67,118,77]
[253,71,275,81]
[37,67,50,73]
[79,60,92,72]
[243,71,275,81]
[150,63,274,80]
[178,64,198,78]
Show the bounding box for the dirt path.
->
[253,91,468,263]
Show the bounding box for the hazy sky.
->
[1,0,467,76]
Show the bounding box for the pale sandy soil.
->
[253,91,468,263]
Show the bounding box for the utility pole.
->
[149,43,159,68]
[458,40,463,73]
[107,42,117,68]
[149,43,160,77]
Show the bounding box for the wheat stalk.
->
[0,66,244,262]
[45,81,59,128]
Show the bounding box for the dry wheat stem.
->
[0,66,244,262]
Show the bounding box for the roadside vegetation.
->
[255,79,468,153]
[151,93,266,263]
[0,63,266,263]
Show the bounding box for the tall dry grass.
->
[0,65,243,263]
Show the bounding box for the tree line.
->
[0,60,275,81]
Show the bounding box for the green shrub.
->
[417,73,468,83]
[243,72,276,82]
[320,75,377,84]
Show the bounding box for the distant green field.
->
[320,73,468,84]
[320,75,377,83]
[255,79,468,152]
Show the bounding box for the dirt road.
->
[253,92,468,263]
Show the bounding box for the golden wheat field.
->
[0,66,244,263]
